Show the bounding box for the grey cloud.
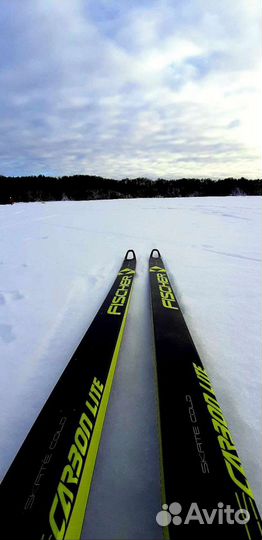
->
[227,120,241,129]
[0,0,260,178]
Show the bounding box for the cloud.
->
[0,0,261,178]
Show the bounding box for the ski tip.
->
[150,249,161,259]
[125,249,136,260]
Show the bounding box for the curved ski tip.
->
[125,249,136,260]
[150,249,161,259]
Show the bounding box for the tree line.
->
[0,175,261,204]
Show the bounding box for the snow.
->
[0,196,261,538]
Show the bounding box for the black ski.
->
[149,249,262,539]
[0,250,136,540]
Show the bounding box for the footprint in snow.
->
[0,290,24,303]
[0,324,15,343]
[88,274,99,286]
[88,269,107,287]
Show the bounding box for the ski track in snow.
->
[0,196,261,538]
[201,247,261,262]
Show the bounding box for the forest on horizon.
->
[0,174,261,204]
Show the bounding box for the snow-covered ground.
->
[0,196,261,538]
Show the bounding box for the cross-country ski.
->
[0,250,136,540]
[149,248,262,539]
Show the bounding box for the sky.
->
[0,0,261,179]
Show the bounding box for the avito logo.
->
[156,501,250,527]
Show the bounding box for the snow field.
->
[0,196,261,538]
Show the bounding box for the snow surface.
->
[0,196,261,538]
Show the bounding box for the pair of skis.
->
[0,250,261,539]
